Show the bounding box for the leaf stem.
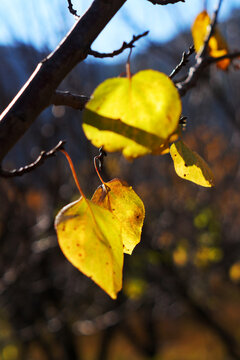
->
[60,149,86,198]
[126,48,133,79]
[94,157,106,185]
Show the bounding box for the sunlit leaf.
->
[192,10,230,70]
[170,140,214,187]
[91,179,145,255]
[55,197,123,299]
[83,70,181,159]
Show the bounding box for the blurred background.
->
[0,1,240,359]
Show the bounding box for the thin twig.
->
[51,91,89,110]
[207,51,240,64]
[199,0,223,58]
[177,50,240,97]
[169,45,194,79]
[0,141,66,178]
[89,31,149,58]
[147,0,185,5]
[176,0,227,96]
[66,0,79,17]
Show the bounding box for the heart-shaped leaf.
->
[55,197,123,299]
[83,70,181,159]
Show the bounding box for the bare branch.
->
[89,31,149,58]
[147,0,185,4]
[51,91,89,110]
[177,50,240,97]
[169,45,194,79]
[176,0,227,96]
[0,141,66,178]
[66,0,79,17]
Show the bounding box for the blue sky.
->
[0,0,239,61]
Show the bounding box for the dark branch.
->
[208,51,240,64]
[66,0,79,17]
[89,31,149,58]
[51,91,90,110]
[169,45,194,79]
[0,140,66,178]
[177,50,240,97]
[176,0,229,97]
[147,0,185,5]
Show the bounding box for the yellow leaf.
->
[83,70,181,159]
[170,140,214,187]
[229,262,240,283]
[55,197,123,299]
[173,246,188,267]
[91,179,145,255]
[192,10,230,70]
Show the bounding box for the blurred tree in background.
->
[0,1,240,359]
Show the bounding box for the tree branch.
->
[66,0,79,17]
[176,0,232,97]
[177,50,240,97]
[0,0,127,164]
[208,51,240,64]
[0,140,65,178]
[89,31,149,58]
[198,0,223,58]
[51,91,90,110]
[147,0,185,5]
[169,45,194,79]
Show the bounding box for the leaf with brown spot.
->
[92,179,145,255]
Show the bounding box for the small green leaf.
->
[170,140,214,187]
[83,70,181,159]
[91,179,145,255]
[55,197,123,299]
